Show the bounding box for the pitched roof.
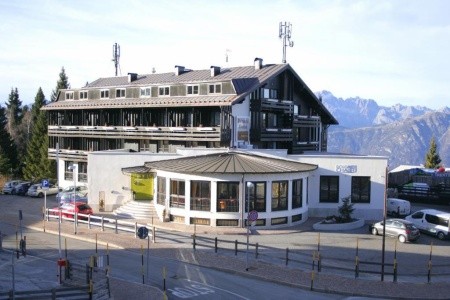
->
[129,151,317,175]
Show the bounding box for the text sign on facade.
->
[335,165,357,173]
[236,116,250,142]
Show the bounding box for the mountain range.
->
[318,91,450,170]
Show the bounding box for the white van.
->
[386,198,411,217]
[405,209,450,240]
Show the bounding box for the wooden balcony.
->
[293,115,321,128]
[253,128,293,142]
[48,125,222,142]
[250,99,293,113]
[48,148,88,161]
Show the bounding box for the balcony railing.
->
[259,128,293,141]
[250,99,293,113]
[48,125,222,141]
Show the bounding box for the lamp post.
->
[246,181,253,271]
[68,164,77,234]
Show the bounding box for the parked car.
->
[53,202,93,220]
[13,181,32,195]
[405,209,450,240]
[56,185,88,202]
[58,191,88,205]
[27,183,60,197]
[2,180,23,194]
[370,218,420,243]
[386,198,411,217]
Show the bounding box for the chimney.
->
[254,57,263,70]
[210,66,220,77]
[175,65,185,76]
[127,73,138,83]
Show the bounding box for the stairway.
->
[113,200,157,219]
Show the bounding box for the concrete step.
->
[113,200,157,219]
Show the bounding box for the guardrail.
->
[46,208,156,242]
[0,285,90,300]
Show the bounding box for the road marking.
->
[168,279,250,299]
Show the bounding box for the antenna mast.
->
[112,43,121,76]
[279,22,294,63]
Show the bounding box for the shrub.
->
[338,196,354,222]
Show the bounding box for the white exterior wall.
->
[87,151,179,211]
[291,154,388,221]
[154,170,311,228]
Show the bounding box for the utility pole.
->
[279,22,294,63]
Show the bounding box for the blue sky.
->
[1,0,449,109]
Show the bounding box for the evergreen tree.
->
[424,136,442,169]
[51,67,70,102]
[5,87,23,136]
[0,105,19,177]
[22,110,53,181]
[31,87,47,124]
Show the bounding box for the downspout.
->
[241,174,244,228]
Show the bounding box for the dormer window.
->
[187,85,199,95]
[65,91,74,100]
[208,83,221,94]
[100,89,109,99]
[116,88,126,98]
[140,87,151,97]
[159,86,170,96]
[79,91,88,100]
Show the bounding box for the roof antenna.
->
[225,49,232,64]
[112,42,121,76]
[279,22,294,63]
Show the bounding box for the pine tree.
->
[0,105,19,176]
[31,87,47,124]
[5,87,23,136]
[50,67,70,102]
[22,110,53,181]
[424,136,442,169]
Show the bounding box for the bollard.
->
[134,223,138,238]
[88,215,91,229]
[393,258,397,282]
[355,256,359,278]
[115,218,118,234]
[255,243,259,259]
[235,240,238,256]
[193,234,196,250]
[215,237,218,253]
[285,248,289,266]
[20,236,26,257]
[152,226,156,243]
[101,217,105,231]
[141,245,145,284]
[310,271,315,291]
[0,230,2,249]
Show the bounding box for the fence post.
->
[310,271,315,291]
[355,238,359,278]
[134,223,138,239]
[235,240,238,256]
[285,248,289,266]
[318,251,321,272]
[215,237,218,253]
[152,226,156,243]
[101,217,104,231]
[115,218,118,234]
[88,215,91,229]
[0,230,2,249]
[192,234,196,250]
[428,242,433,283]
[255,243,259,259]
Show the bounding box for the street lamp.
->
[68,164,77,234]
[246,181,253,271]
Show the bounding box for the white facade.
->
[83,148,387,228]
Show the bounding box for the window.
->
[292,179,303,209]
[65,92,74,100]
[116,88,125,98]
[157,176,166,205]
[245,182,266,212]
[159,86,170,96]
[170,179,185,208]
[140,87,151,97]
[410,211,424,219]
[320,176,339,203]
[187,85,199,95]
[351,176,371,203]
[100,89,109,99]
[208,83,221,94]
[191,181,210,211]
[217,182,239,212]
[272,181,288,211]
[79,91,88,100]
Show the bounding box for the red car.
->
[54,202,93,219]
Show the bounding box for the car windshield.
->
[77,204,90,210]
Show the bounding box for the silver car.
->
[370,218,420,243]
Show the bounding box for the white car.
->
[2,180,23,194]
[56,185,88,202]
[27,183,60,197]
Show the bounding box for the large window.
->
[157,176,166,205]
[245,182,266,212]
[271,181,288,211]
[170,179,185,208]
[292,179,303,209]
[159,86,170,96]
[100,89,109,99]
[79,91,88,100]
[65,91,74,100]
[191,181,211,211]
[187,85,199,95]
[208,83,221,94]
[217,182,239,212]
[320,176,339,203]
[351,176,371,203]
[116,88,126,98]
[140,87,151,97]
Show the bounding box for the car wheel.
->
[398,235,406,243]
[371,227,378,235]
[437,232,446,240]
[38,193,44,198]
